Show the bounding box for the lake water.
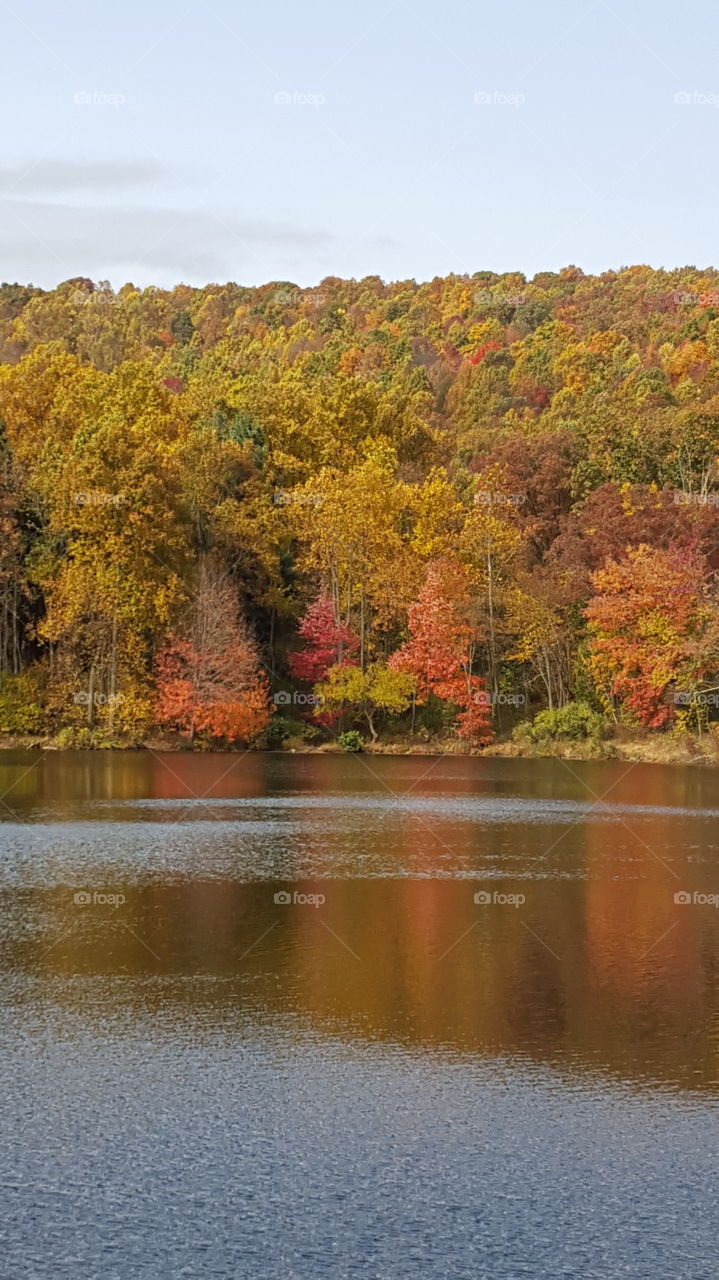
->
[1,749,718,1279]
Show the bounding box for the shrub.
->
[54,726,126,749]
[260,715,318,750]
[0,671,45,734]
[513,700,609,744]
[338,729,363,753]
[55,726,94,749]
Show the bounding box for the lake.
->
[1,750,718,1279]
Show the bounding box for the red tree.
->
[289,592,359,683]
[390,559,493,743]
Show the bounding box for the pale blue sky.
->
[1,0,717,288]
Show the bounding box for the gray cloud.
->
[0,160,165,198]
[0,199,333,284]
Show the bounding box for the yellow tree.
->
[0,352,190,733]
[459,467,525,699]
[288,441,421,661]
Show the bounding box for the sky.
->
[1,0,717,290]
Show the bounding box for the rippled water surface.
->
[1,750,718,1278]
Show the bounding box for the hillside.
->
[1,265,718,749]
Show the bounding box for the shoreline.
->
[1,734,717,767]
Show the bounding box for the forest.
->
[0,264,718,753]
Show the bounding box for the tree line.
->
[0,265,718,748]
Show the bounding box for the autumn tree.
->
[0,435,24,676]
[289,591,359,682]
[390,558,493,743]
[155,563,269,743]
[460,471,524,701]
[585,544,715,727]
[287,441,421,656]
[315,662,415,742]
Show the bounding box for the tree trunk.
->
[108,603,118,732]
[485,537,499,701]
[87,665,95,728]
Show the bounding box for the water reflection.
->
[1,751,718,1096]
[4,751,719,1280]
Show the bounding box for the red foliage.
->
[155,567,269,743]
[551,483,719,596]
[390,559,493,743]
[467,340,501,366]
[585,544,711,727]
[289,592,359,683]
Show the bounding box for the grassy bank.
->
[2,731,719,767]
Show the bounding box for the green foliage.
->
[170,311,195,345]
[260,714,318,749]
[338,729,363,752]
[514,701,609,744]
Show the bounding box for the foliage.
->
[154,562,270,744]
[390,559,494,743]
[315,661,415,741]
[514,701,608,744]
[54,725,129,749]
[289,592,359,682]
[0,671,44,734]
[338,730,363,752]
[260,714,318,749]
[1,268,719,746]
[585,545,715,727]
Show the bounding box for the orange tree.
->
[585,543,716,727]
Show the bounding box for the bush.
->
[0,671,45,734]
[513,700,609,744]
[260,715,318,750]
[55,726,93,749]
[54,726,127,750]
[338,729,363,753]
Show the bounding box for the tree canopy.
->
[0,266,718,746]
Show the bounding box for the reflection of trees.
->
[4,751,718,1093]
[21,869,719,1096]
[0,749,274,818]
